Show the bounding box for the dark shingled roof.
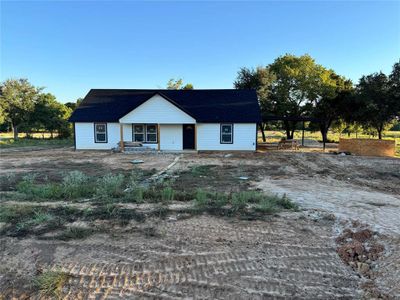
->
[69,89,261,123]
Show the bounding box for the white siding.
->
[160,124,182,150]
[119,94,196,124]
[75,122,120,150]
[122,124,132,141]
[197,123,257,151]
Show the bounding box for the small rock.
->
[357,262,370,275]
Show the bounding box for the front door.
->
[183,124,195,150]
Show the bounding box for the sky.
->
[1,1,399,103]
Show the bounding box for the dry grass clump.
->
[33,270,70,298]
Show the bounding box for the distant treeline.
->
[1,54,399,141]
[234,54,400,141]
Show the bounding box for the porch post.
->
[120,124,124,152]
[157,124,160,151]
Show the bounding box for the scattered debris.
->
[130,159,144,164]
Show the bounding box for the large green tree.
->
[29,93,72,138]
[311,71,353,142]
[268,54,338,139]
[0,79,41,139]
[235,54,344,140]
[355,66,398,139]
[234,67,275,141]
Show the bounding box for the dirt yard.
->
[0,148,399,299]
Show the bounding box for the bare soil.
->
[1,148,399,299]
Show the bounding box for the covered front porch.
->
[118,123,197,152]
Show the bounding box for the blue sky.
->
[1,1,399,103]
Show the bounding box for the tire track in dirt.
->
[22,216,359,299]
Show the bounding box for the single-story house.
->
[69,89,261,151]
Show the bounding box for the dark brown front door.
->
[183,124,195,150]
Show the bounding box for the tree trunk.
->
[283,121,291,139]
[290,128,295,139]
[12,123,19,140]
[259,123,266,142]
[51,131,54,139]
[378,130,382,140]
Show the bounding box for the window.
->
[146,124,157,143]
[133,125,145,142]
[220,124,233,144]
[132,124,158,143]
[94,123,107,143]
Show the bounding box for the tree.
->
[0,79,41,139]
[65,97,83,111]
[389,61,400,116]
[355,72,395,139]
[311,71,353,142]
[167,78,194,90]
[234,67,275,141]
[268,54,336,139]
[30,93,72,138]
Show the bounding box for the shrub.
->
[33,270,70,298]
[95,174,125,198]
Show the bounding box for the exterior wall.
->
[160,124,183,150]
[75,122,257,151]
[122,124,131,141]
[196,123,257,151]
[75,122,120,150]
[339,138,396,157]
[119,94,196,124]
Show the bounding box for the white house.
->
[69,89,261,151]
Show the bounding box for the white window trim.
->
[132,124,158,144]
[94,123,107,143]
[220,123,233,144]
[145,124,158,143]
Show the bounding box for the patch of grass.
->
[0,136,73,149]
[190,165,215,177]
[231,192,250,212]
[0,204,37,223]
[33,270,70,298]
[55,227,94,241]
[194,189,208,209]
[161,186,175,204]
[61,171,91,199]
[16,171,93,200]
[255,194,299,213]
[275,194,299,210]
[0,173,17,191]
[95,173,125,198]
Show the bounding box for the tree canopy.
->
[0,78,73,139]
[167,78,194,90]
